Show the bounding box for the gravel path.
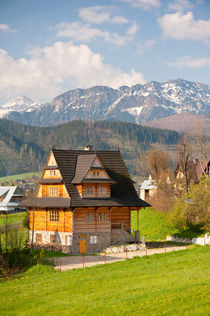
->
[53,245,187,271]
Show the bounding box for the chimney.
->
[84,145,93,151]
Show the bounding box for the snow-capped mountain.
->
[0,96,40,118]
[1,79,209,126]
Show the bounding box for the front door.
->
[79,235,86,254]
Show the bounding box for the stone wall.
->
[72,232,111,254]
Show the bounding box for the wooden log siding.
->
[111,207,130,230]
[43,169,62,179]
[82,183,110,198]
[29,209,72,232]
[73,207,110,233]
[37,184,69,198]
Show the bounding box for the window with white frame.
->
[49,186,59,196]
[90,235,97,244]
[49,210,59,222]
[99,185,106,195]
[87,212,94,222]
[99,212,106,221]
[65,235,72,246]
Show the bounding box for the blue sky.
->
[0,0,209,104]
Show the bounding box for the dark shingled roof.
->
[71,154,96,184]
[22,197,70,208]
[22,149,150,208]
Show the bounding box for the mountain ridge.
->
[1,78,209,127]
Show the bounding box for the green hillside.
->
[0,119,180,178]
[0,246,209,315]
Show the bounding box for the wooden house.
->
[23,148,149,254]
[175,159,210,193]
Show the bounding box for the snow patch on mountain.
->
[0,96,40,118]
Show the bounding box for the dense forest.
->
[0,119,181,179]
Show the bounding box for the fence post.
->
[60,259,61,271]
[185,238,188,249]
[104,251,106,264]
[145,244,147,256]
[82,256,85,268]
[165,241,166,253]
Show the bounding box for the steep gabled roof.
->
[71,154,96,184]
[53,149,149,208]
[23,149,150,208]
[175,159,210,183]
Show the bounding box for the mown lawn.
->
[131,208,178,241]
[0,246,209,315]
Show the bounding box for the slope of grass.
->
[0,246,209,315]
[0,172,42,185]
[0,212,26,226]
[131,208,177,241]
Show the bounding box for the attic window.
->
[99,185,106,195]
[49,186,59,196]
[50,170,56,176]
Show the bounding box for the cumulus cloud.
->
[158,12,210,43]
[0,42,146,104]
[168,56,210,68]
[79,6,128,24]
[0,24,18,33]
[168,0,193,11]
[120,0,161,10]
[56,21,138,46]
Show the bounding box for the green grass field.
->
[0,246,209,315]
[131,208,178,241]
[0,212,25,226]
[0,172,42,185]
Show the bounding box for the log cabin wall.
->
[82,184,111,198]
[43,169,62,179]
[111,207,131,231]
[36,184,69,198]
[73,207,111,233]
[29,209,72,232]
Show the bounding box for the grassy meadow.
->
[0,171,42,185]
[0,246,209,315]
[0,212,25,226]
[131,208,178,241]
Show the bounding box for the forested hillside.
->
[0,119,180,179]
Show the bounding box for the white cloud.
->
[126,22,139,35]
[0,24,18,33]
[79,6,128,24]
[56,21,138,46]
[137,39,157,55]
[0,42,146,104]
[168,0,193,11]
[120,0,161,10]
[168,56,210,68]
[158,12,210,43]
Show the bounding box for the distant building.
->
[139,175,157,201]
[0,186,25,213]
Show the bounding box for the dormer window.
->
[92,171,100,177]
[87,185,94,195]
[50,170,56,176]
[99,185,106,195]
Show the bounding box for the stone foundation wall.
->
[72,232,111,254]
[29,230,73,249]
[111,229,135,245]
